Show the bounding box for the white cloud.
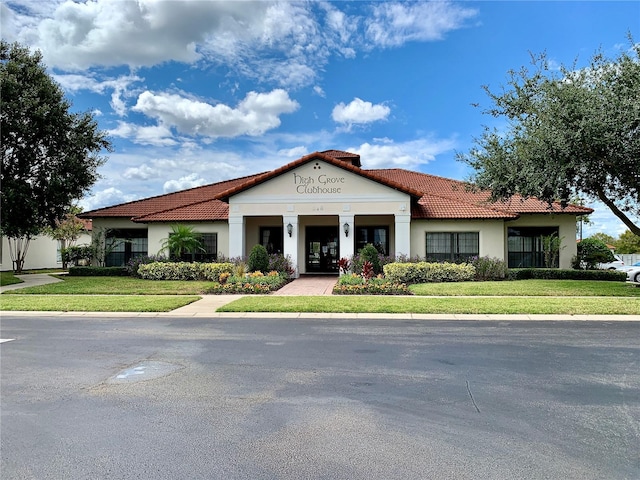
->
[4,1,477,88]
[132,89,299,139]
[365,1,477,47]
[123,164,158,181]
[278,146,308,158]
[313,86,326,97]
[349,137,457,169]
[108,121,177,147]
[53,73,142,116]
[163,174,207,193]
[332,98,390,127]
[79,187,138,212]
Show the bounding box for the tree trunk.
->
[7,236,31,274]
[595,189,640,237]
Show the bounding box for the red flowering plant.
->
[338,257,351,275]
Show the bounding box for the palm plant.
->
[161,224,205,260]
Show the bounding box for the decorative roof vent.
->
[320,149,361,168]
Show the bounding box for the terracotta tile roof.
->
[320,149,362,167]
[79,174,262,220]
[215,152,424,201]
[369,169,593,218]
[134,199,229,222]
[79,152,593,223]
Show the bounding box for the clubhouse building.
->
[80,150,592,274]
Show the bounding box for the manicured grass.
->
[0,271,22,286]
[3,275,214,295]
[218,296,640,315]
[2,275,639,315]
[0,294,200,312]
[409,279,640,297]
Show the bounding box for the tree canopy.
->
[1,41,111,271]
[459,37,640,235]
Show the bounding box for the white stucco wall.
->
[410,219,505,260]
[1,231,92,271]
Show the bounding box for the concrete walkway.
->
[0,273,63,293]
[169,275,338,315]
[273,275,338,295]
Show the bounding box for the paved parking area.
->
[2,315,639,479]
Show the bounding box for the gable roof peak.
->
[320,149,361,167]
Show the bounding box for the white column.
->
[228,215,245,258]
[283,215,299,277]
[339,214,355,268]
[395,213,411,258]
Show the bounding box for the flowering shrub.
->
[383,262,475,284]
[338,257,350,274]
[137,261,234,280]
[333,275,410,295]
[471,256,508,281]
[218,253,295,278]
[126,255,169,277]
[350,251,395,275]
[204,272,288,294]
[361,261,375,280]
[267,254,295,278]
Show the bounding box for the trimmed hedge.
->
[508,268,627,281]
[204,272,288,294]
[333,275,410,295]
[383,261,476,284]
[137,262,234,281]
[68,266,128,276]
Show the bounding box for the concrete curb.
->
[2,311,639,321]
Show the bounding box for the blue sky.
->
[2,1,638,237]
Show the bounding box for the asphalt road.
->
[1,316,639,479]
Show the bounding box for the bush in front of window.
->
[136,261,234,281]
[248,244,269,273]
[125,254,169,277]
[471,256,508,281]
[383,262,476,284]
[508,268,627,281]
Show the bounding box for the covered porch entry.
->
[235,214,400,276]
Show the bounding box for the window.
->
[426,232,479,262]
[507,227,559,268]
[182,233,218,262]
[356,227,389,255]
[105,229,148,266]
[260,227,283,254]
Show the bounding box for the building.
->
[0,220,92,271]
[79,150,592,274]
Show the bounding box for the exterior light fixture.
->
[287,223,293,237]
[343,222,350,237]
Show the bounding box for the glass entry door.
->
[306,226,339,273]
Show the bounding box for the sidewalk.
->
[0,273,63,293]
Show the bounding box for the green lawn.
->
[2,275,639,315]
[409,279,640,297]
[0,271,22,286]
[0,294,200,312]
[218,296,640,315]
[3,275,214,295]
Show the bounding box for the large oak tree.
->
[1,41,111,272]
[459,37,640,235]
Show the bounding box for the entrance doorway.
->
[306,226,339,273]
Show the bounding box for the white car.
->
[624,266,640,283]
[597,254,625,270]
